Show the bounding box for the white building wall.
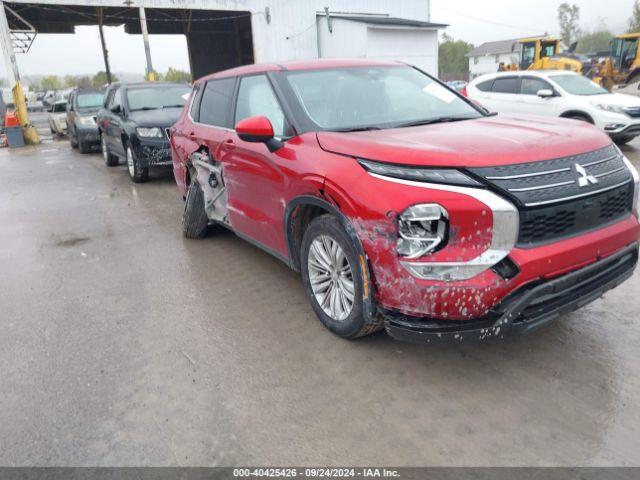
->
[468,52,517,79]
[365,27,438,74]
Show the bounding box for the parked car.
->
[465,70,640,145]
[47,100,67,136]
[445,80,467,92]
[170,59,639,344]
[67,88,104,154]
[98,82,191,182]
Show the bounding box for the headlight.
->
[358,159,481,187]
[616,145,640,218]
[590,103,626,115]
[136,127,163,138]
[397,204,448,259]
[78,116,96,125]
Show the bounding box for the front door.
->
[517,76,560,117]
[221,74,290,256]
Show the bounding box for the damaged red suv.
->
[170,59,640,343]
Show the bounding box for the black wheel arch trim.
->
[559,110,595,123]
[284,194,378,325]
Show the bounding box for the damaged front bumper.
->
[132,138,173,168]
[381,242,639,344]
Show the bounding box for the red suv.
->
[170,59,640,343]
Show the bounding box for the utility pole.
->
[139,7,155,81]
[97,8,112,84]
[0,1,38,144]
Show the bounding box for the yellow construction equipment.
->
[499,36,587,74]
[593,33,640,90]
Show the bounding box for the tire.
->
[300,214,382,339]
[78,139,91,154]
[70,129,78,148]
[126,145,149,183]
[182,181,210,239]
[102,133,118,167]
[614,135,635,146]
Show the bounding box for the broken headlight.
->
[397,204,448,259]
[136,127,163,138]
[359,159,481,187]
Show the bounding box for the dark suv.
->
[97,82,191,182]
[67,88,104,153]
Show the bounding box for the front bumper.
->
[76,126,100,144]
[382,242,638,344]
[132,137,173,168]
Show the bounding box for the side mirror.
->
[110,104,122,115]
[235,115,282,152]
[537,89,555,98]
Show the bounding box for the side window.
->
[67,93,74,111]
[235,75,286,137]
[521,77,552,95]
[475,79,494,92]
[198,78,236,127]
[189,84,203,121]
[491,77,518,94]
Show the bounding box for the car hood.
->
[584,92,640,107]
[315,114,612,167]
[128,107,182,127]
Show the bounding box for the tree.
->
[63,75,77,88]
[558,3,580,46]
[438,33,474,79]
[629,0,640,32]
[76,76,92,88]
[40,75,62,91]
[92,71,117,87]
[163,67,191,83]
[576,28,612,53]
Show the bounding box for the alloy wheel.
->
[307,234,355,321]
[127,147,135,177]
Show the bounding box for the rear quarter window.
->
[475,79,494,92]
[491,77,519,94]
[198,78,236,127]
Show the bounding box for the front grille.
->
[624,106,640,118]
[468,145,634,246]
[517,183,634,245]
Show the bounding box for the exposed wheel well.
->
[286,200,331,271]
[559,110,594,123]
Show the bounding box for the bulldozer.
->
[498,36,591,74]
[593,33,640,90]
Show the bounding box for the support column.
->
[97,8,112,84]
[0,1,38,144]
[139,7,155,81]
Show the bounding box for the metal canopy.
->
[4,2,251,34]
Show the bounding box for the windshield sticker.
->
[423,82,457,103]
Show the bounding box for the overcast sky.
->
[3,0,638,80]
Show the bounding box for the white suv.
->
[465,70,640,145]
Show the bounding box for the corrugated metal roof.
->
[320,14,448,29]
[466,38,519,57]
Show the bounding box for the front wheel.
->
[102,134,118,167]
[613,135,635,146]
[127,145,149,183]
[300,214,382,339]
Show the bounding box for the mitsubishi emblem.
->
[574,163,598,187]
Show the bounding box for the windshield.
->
[550,74,608,95]
[284,66,481,131]
[127,86,191,111]
[77,92,104,109]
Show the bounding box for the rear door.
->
[484,76,520,113]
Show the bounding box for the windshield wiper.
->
[394,116,477,128]
[162,104,184,109]
[331,126,382,133]
[131,107,159,111]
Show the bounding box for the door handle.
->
[223,139,235,150]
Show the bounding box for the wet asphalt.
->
[1,114,639,466]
